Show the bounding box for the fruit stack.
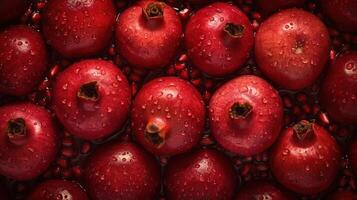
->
[0,0,356,199]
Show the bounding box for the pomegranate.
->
[116,0,182,69]
[185,2,254,76]
[0,103,58,180]
[131,77,205,156]
[209,75,283,156]
[270,120,341,195]
[235,180,293,200]
[255,8,330,90]
[84,142,160,200]
[0,25,48,96]
[165,148,237,200]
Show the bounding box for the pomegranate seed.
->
[178,54,188,62]
[81,142,91,154]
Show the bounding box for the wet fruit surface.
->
[235,180,292,200]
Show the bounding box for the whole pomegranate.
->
[0,103,58,180]
[270,120,341,195]
[185,2,254,77]
[0,25,48,96]
[116,0,182,69]
[321,0,357,33]
[209,75,283,156]
[255,8,330,90]
[131,77,205,156]
[235,180,293,200]
[27,179,89,200]
[256,0,307,16]
[0,0,28,24]
[84,142,160,200]
[328,191,357,200]
[42,0,116,58]
[52,59,131,140]
[165,148,237,200]
[320,52,357,124]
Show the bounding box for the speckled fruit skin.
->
[84,142,160,200]
[0,25,48,96]
[209,75,283,156]
[256,0,306,16]
[321,0,357,33]
[349,139,357,175]
[0,0,28,24]
[270,121,341,195]
[320,52,357,125]
[0,103,58,181]
[42,0,116,58]
[53,59,130,140]
[185,2,254,77]
[328,191,357,200]
[235,181,292,200]
[27,179,89,200]
[131,77,205,156]
[255,8,330,90]
[165,149,237,200]
[116,0,182,69]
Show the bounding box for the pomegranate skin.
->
[84,142,160,200]
[256,0,306,16]
[349,139,357,175]
[27,179,89,200]
[270,121,341,195]
[185,2,254,77]
[116,0,182,69]
[0,0,28,24]
[52,60,131,140]
[235,181,292,200]
[0,103,58,181]
[320,52,357,124]
[165,149,237,200]
[131,77,205,156]
[0,25,48,96]
[255,8,330,90]
[209,75,283,156]
[321,0,357,33]
[328,191,357,200]
[42,0,116,58]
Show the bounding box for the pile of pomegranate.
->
[0,0,356,199]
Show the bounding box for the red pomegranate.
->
[165,148,237,200]
[0,0,28,24]
[84,142,160,200]
[42,0,116,58]
[209,75,283,156]
[0,103,58,180]
[256,0,307,16]
[270,120,341,195]
[235,180,293,200]
[52,59,131,140]
[255,8,330,90]
[116,0,182,69]
[321,0,357,33]
[320,52,357,124]
[131,77,205,156]
[27,179,89,200]
[185,2,254,77]
[0,25,48,96]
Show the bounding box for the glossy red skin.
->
[349,139,357,175]
[209,75,283,156]
[0,103,58,180]
[257,0,306,16]
[131,77,205,156]
[255,9,330,90]
[27,179,89,200]
[185,3,254,77]
[320,52,357,124]
[165,149,237,200]
[0,25,48,96]
[0,0,28,24]
[116,0,182,69]
[235,181,292,200]
[84,142,160,200]
[321,0,357,33]
[270,123,341,195]
[42,0,115,58]
[328,191,357,200]
[53,59,131,140]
